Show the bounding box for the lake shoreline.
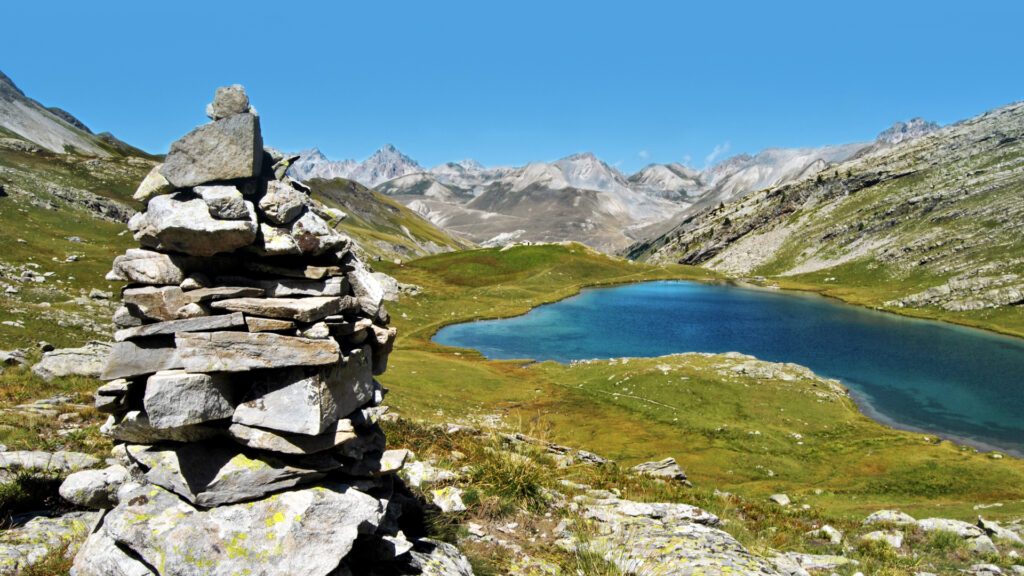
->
[434,279,1024,460]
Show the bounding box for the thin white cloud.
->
[681,154,692,166]
[704,141,731,168]
[637,149,650,160]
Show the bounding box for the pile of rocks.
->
[67,85,457,575]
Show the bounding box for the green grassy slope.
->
[379,244,1024,520]
[0,146,150,348]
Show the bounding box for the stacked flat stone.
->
[70,85,411,576]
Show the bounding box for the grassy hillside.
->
[0,146,150,349]
[307,177,474,260]
[378,244,1024,521]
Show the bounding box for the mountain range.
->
[289,122,940,252]
[626,99,1024,319]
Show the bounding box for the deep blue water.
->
[434,281,1024,456]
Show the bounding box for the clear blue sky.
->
[4,1,1022,173]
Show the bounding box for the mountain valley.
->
[2,66,1024,576]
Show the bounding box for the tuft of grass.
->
[0,468,70,521]
[466,439,555,514]
[18,537,75,576]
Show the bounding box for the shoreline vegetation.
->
[378,242,1024,521]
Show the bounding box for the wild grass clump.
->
[0,467,69,522]
[19,538,75,576]
[548,517,625,576]
[466,439,555,514]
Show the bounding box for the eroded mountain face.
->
[629,101,1024,312]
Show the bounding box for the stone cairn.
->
[67,86,442,575]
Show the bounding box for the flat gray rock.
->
[133,192,257,257]
[114,312,245,342]
[103,482,382,576]
[406,539,476,576]
[863,509,917,526]
[0,450,99,473]
[122,285,189,322]
[127,443,327,507]
[183,285,264,302]
[631,457,688,483]
[31,340,111,381]
[254,276,347,297]
[59,464,129,509]
[100,411,220,444]
[71,531,156,576]
[144,370,235,428]
[94,378,133,414]
[159,112,263,188]
[347,258,385,317]
[196,184,249,219]
[244,316,296,332]
[210,296,342,322]
[227,420,358,455]
[106,249,189,285]
[918,517,985,538]
[101,336,182,380]
[177,331,340,372]
[232,345,373,435]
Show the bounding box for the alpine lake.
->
[434,280,1024,457]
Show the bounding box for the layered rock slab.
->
[74,482,382,576]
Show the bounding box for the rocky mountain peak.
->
[877,117,940,144]
[0,69,26,99]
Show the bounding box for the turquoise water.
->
[433,281,1024,456]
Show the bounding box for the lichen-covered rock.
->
[0,511,99,575]
[59,464,129,509]
[863,509,917,526]
[771,552,858,575]
[917,517,985,538]
[102,482,382,576]
[70,531,156,576]
[127,443,328,507]
[567,492,777,576]
[100,411,220,443]
[860,530,904,548]
[405,539,475,576]
[431,486,467,512]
